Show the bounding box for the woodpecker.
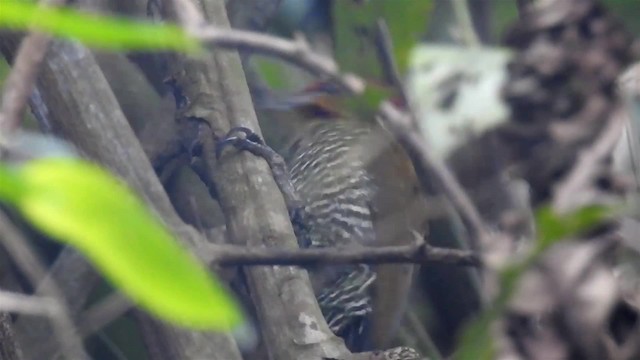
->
[283,119,383,345]
[216,83,429,357]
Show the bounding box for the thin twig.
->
[0,212,88,359]
[553,110,627,213]
[195,28,364,94]
[374,19,488,253]
[375,19,404,93]
[169,0,206,28]
[170,0,363,94]
[0,290,57,317]
[0,0,67,136]
[77,293,132,339]
[95,332,129,360]
[57,238,477,346]
[378,102,490,252]
[202,241,480,267]
[452,0,480,46]
[40,293,132,356]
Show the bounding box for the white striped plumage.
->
[284,120,379,350]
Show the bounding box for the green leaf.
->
[0,158,242,330]
[0,164,25,203]
[457,205,612,356]
[457,262,525,360]
[535,205,612,251]
[456,310,495,360]
[0,1,202,53]
[339,85,392,120]
[332,0,433,80]
[603,0,640,35]
[253,56,290,91]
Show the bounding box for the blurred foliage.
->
[253,54,313,91]
[492,0,640,38]
[491,1,519,41]
[0,158,243,331]
[457,205,613,360]
[331,0,432,117]
[255,0,434,118]
[603,0,640,35]
[85,281,148,359]
[332,0,432,79]
[0,0,635,356]
[0,1,201,52]
[535,206,614,250]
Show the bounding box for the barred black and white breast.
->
[283,120,379,350]
[286,120,378,249]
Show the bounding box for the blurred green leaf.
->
[457,261,524,360]
[457,205,611,357]
[491,1,519,39]
[339,85,391,119]
[332,0,432,81]
[0,1,201,53]
[456,310,495,360]
[254,56,292,90]
[535,205,612,251]
[256,1,432,120]
[0,164,25,202]
[600,0,640,35]
[0,158,242,330]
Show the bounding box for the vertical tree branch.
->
[164,0,352,358]
[0,34,243,359]
[0,212,88,359]
[0,313,22,360]
[0,0,67,134]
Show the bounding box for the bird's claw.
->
[215,126,265,159]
